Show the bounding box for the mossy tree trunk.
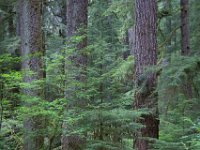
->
[17,0,45,149]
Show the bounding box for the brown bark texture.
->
[18,0,45,149]
[180,0,190,55]
[133,0,159,150]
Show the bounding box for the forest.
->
[0,0,200,150]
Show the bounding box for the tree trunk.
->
[180,0,190,55]
[180,0,193,99]
[64,0,88,97]
[133,0,159,150]
[62,0,88,149]
[66,0,88,52]
[17,0,45,149]
[8,7,14,37]
[180,0,192,133]
[164,0,172,53]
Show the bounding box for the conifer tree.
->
[62,0,88,149]
[17,0,45,149]
[133,0,159,149]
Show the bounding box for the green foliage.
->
[156,54,200,150]
[1,0,200,149]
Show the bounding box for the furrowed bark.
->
[133,0,159,150]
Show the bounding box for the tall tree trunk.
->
[180,0,190,55]
[17,0,45,149]
[180,0,192,132]
[164,0,172,53]
[8,7,14,37]
[66,0,88,51]
[62,0,88,149]
[133,0,159,150]
[64,0,88,97]
[180,0,192,99]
